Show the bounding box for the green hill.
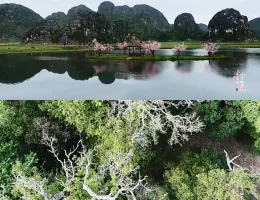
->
[0,3,42,42]
[249,18,260,39]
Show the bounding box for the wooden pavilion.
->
[127,38,144,56]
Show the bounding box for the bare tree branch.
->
[224,150,243,171]
[111,101,204,147]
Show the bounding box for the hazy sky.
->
[1,0,259,24]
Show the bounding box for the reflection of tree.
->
[0,54,164,85]
[142,62,161,76]
[92,60,164,84]
[93,63,117,85]
[206,59,247,78]
[0,55,46,84]
[174,60,193,74]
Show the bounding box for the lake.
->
[0,49,260,99]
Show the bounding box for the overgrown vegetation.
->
[1,100,260,199]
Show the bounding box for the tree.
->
[173,43,187,57]
[164,150,257,200]
[118,41,128,54]
[196,101,260,151]
[93,41,107,56]
[142,41,161,58]
[202,43,219,56]
[13,132,156,200]
[195,101,247,139]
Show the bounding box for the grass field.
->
[0,44,91,55]
[0,41,260,55]
[86,54,232,61]
[160,41,260,49]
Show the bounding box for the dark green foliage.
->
[164,150,256,200]
[196,101,247,138]
[249,18,260,39]
[196,101,260,152]
[0,3,42,41]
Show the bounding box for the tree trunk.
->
[124,49,126,55]
[151,51,155,58]
[177,50,180,57]
[99,51,101,56]
[208,52,212,57]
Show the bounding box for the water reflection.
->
[174,60,194,74]
[0,49,258,88]
[92,61,163,84]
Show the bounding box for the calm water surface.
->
[0,49,260,99]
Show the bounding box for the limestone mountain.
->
[98,1,170,40]
[199,23,208,32]
[67,4,94,18]
[0,3,42,41]
[29,4,133,44]
[46,12,68,26]
[249,18,260,39]
[208,8,255,41]
[173,13,203,40]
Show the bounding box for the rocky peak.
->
[208,8,255,41]
[173,13,202,40]
[249,18,260,39]
[98,1,115,16]
[174,13,197,28]
[46,12,68,26]
[67,4,93,18]
[199,23,208,32]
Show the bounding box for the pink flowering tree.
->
[93,42,107,56]
[142,41,161,57]
[142,41,161,58]
[118,41,128,54]
[202,43,219,56]
[173,43,187,57]
[105,44,114,52]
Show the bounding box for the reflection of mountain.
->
[174,60,193,74]
[93,60,163,84]
[206,53,247,78]
[0,55,47,84]
[0,55,163,85]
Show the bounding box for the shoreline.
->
[0,42,260,55]
[85,54,233,61]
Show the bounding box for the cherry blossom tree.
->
[173,43,187,57]
[105,44,114,52]
[94,42,107,56]
[202,43,219,56]
[118,41,128,54]
[142,41,161,58]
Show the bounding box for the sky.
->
[0,0,259,24]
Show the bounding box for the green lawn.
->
[160,41,260,49]
[0,44,91,54]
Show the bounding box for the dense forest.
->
[1,100,260,200]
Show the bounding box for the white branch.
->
[82,150,153,200]
[224,150,243,171]
[111,101,204,147]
